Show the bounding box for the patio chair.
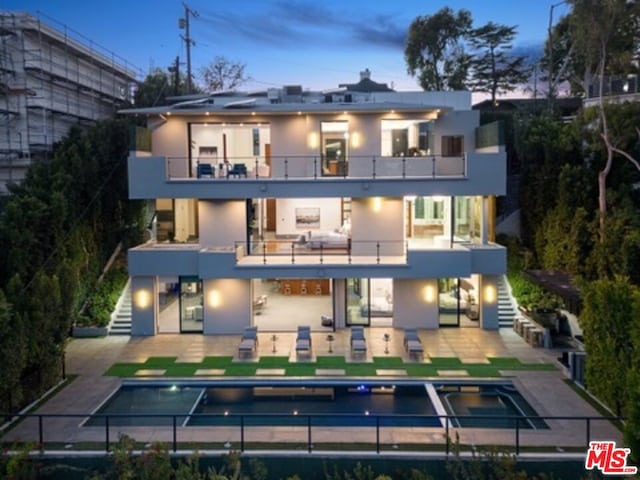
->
[296,326,312,355]
[403,328,420,350]
[197,163,214,178]
[226,163,248,178]
[242,326,258,345]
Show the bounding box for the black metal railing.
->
[163,154,468,181]
[0,412,621,455]
[235,240,409,265]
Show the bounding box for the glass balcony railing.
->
[162,154,467,181]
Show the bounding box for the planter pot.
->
[72,326,109,338]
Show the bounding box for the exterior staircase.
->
[108,280,132,336]
[497,275,518,328]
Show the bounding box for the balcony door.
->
[321,121,349,176]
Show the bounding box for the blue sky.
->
[5,0,570,92]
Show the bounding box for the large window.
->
[441,135,464,156]
[381,120,433,157]
[346,278,393,326]
[180,277,203,333]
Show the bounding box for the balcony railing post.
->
[284,157,289,179]
[291,242,295,264]
[320,243,323,264]
[445,417,450,455]
[255,158,259,178]
[241,415,245,452]
[402,156,406,178]
[376,242,380,264]
[172,415,177,452]
[431,156,436,178]
[586,417,591,447]
[263,242,267,265]
[372,156,376,179]
[313,156,317,179]
[105,415,110,452]
[348,240,352,264]
[307,416,312,453]
[38,415,43,447]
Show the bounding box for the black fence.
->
[0,412,620,455]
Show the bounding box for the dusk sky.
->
[5,1,570,93]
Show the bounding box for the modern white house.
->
[123,71,506,336]
[0,12,138,193]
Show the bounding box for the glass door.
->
[179,276,203,333]
[346,278,369,326]
[438,278,461,327]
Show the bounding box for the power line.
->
[179,2,199,94]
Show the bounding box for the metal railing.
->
[0,412,620,455]
[165,154,467,181]
[235,240,408,265]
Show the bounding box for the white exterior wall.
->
[203,278,252,334]
[393,278,439,329]
[479,274,499,330]
[351,197,404,255]
[198,200,246,248]
[131,276,158,336]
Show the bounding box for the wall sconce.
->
[405,195,417,202]
[424,285,435,303]
[308,132,319,149]
[484,284,496,303]
[134,289,151,309]
[208,289,221,308]
[372,197,382,213]
[350,131,360,148]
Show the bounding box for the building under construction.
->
[0,12,139,193]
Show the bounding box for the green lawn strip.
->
[258,356,291,367]
[144,357,177,367]
[428,357,464,367]
[486,357,523,368]
[372,356,404,367]
[200,356,234,367]
[316,356,347,368]
[104,363,143,377]
[164,364,199,377]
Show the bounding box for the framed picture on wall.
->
[295,207,320,229]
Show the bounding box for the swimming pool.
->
[85,380,546,429]
[435,382,548,429]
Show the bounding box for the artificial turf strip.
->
[104,355,556,378]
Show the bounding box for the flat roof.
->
[119,102,449,116]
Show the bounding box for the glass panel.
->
[441,135,464,156]
[321,121,348,177]
[180,277,203,333]
[158,276,180,333]
[454,196,471,242]
[439,278,460,327]
[369,278,393,327]
[381,119,432,156]
[346,278,369,326]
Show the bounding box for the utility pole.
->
[179,2,198,94]
[168,56,180,96]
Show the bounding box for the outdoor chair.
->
[196,163,213,178]
[227,163,248,178]
[296,326,312,355]
[350,326,367,355]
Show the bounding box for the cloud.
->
[197,1,407,51]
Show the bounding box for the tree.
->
[564,0,640,240]
[468,22,530,104]
[200,56,248,92]
[404,7,472,91]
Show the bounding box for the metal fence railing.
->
[0,412,621,455]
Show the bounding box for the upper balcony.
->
[127,152,505,199]
[128,238,506,279]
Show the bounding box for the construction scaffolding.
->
[0,11,140,193]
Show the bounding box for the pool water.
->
[436,383,548,429]
[85,381,546,429]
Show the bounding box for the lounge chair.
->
[238,326,258,358]
[227,163,248,178]
[296,326,312,355]
[350,326,367,355]
[403,328,424,358]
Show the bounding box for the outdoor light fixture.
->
[208,289,221,308]
[372,197,382,213]
[484,284,496,303]
[134,289,151,309]
[424,285,435,303]
[350,131,360,148]
[308,132,319,149]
